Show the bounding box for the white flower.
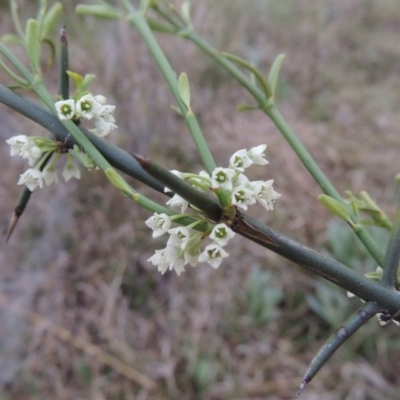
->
[91,105,117,137]
[247,144,268,165]
[6,135,29,156]
[251,179,281,211]
[184,248,200,267]
[62,154,81,181]
[231,185,256,210]
[6,135,43,166]
[167,226,191,248]
[209,223,235,247]
[166,193,189,213]
[148,245,186,275]
[145,213,172,238]
[55,99,75,120]
[211,167,236,190]
[94,95,107,105]
[148,248,170,274]
[75,93,102,120]
[17,168,43,191]
[229,149,253,171]
[198,243,229,269]
[42,154,59,185]
[21,145,42,166]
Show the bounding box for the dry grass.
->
[1,0,400,399]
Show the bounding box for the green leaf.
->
[75,5,121,19]
[1,34,24,46]
[236,104,259,112]
[42,38,55,67]
[41,3,63,40]
[267,54,285,98]
[105,168,135,197]
[219,52,272,98]
[181,1,191,25]
[66,70,83,87]
[25,19,41,73]
[80,74,96,92]
[146,18,177,34]
[178,72,191,110]
[318,194,353,224]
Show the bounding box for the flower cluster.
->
[146,144,280,275]
[55,93,117,137]
[6,135,82,191]
[166,144,280,214]
[146,214,234,275]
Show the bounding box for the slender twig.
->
[381,195,400,287]
[121,1,217,174]
[296,301,379,398]
[58,26,69,99]
[232,211,400,312]
[0,84,166,195]
[149,7,385,266]
[134,154,222,222]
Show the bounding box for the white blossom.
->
[91,105,117,137]
[209,223,235,247]
[145,213,172,238]
[247,144,268,165]
[211,167,236,190]
[231,185,256,210]
[251,179,281,211]
[62,155,81,181]
[17,168,43,191]
[75,93,102,120]
[229,148,253,171]
[166,193,189,213]
[199,244,229,269]
[167,226,191,248]
[42,157,59,186]
[6,135,29,156]
[55,99,75,120]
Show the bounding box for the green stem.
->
[134,154,222,222]
[381,196,400,287]
[151,16,384,265]
[234,212,400,312]
[122,2,217,174]
[297,301,379,397]
[0,84,166,195]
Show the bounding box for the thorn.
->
[131,153,149,167]
[6,212,19,243]
[295,380,308,399]
[60,26,67,43]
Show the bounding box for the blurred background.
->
[1,0,400,399]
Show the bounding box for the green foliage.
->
[306,280,351,328]
[246,266,284,324]
[325,220,389,272]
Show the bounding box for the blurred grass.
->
[1,0,400,399]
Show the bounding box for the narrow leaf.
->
[236,104,259,112]
[25,19,41,73]
[178,72,191,110]
[318,194,352,224]
[267,53,285,98]
[41,2,63,39]
[181,1,191,25]
[75,5,121,19]
[219,52,272,98]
